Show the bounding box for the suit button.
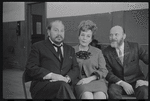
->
[61,70,62,71]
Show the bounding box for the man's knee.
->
[136,85,148,93]
[108,84,122,99]
[56,81,75,99]
[58,81,70,88]
[135,85,148,99]
[108,84,121,94]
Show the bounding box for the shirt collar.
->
[119,42,124,51]
[49,37,63,47]
[115,42,124,52]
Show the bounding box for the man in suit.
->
[25,20,79,99]
[103,25,148,99]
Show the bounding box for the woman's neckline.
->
[78,44,90,51]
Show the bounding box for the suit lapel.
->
[123,41,130,66]
[111,48,123,66]
[44,38,60,62]
[61,44,68,69]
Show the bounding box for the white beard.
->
[110,37,124,48]
[110,41,119,48]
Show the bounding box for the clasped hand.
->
[76,77,92,85]
[44,73,68,83]
[50,73,67,82]
[120,81,134,95]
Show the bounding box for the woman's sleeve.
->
[94,50,108,79]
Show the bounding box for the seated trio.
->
[25,20,148,99]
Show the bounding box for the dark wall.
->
[47,9,148,46]
[3,21,28,70]
[47,12,112,46]
[124,9,148,44]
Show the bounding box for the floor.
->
[3,68,31,99]
[2,68,137,99]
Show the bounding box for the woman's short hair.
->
[78,20,97,39]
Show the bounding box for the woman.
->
[73,20,108,99]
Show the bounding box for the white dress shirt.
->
[115,42,124,58]
[49,37,64,57]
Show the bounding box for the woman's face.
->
[79,30,92,47]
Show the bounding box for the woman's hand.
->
[76,75,97,85]
[76,78,91,85]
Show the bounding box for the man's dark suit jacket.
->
[25,37,79,97]
[103,41,148,84]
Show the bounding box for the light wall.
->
[46,2,148,18]
[3,2,25,22]
[3,2,148,22]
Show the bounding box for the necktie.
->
[53,44,63,63]
[118,49,123,64]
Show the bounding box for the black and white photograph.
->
[3,2,148,99]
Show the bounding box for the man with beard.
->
[103,25,148,99]
[25,20,79,99]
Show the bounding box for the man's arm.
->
[25,44,50,80]
[103,50,121,83]
[138,44,149,65]
[92,50,108,79]
[65,47,79,84]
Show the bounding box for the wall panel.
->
[124,9,148,45]
[47,9,148,46]
[112,11,124,27]
[3,2,25,22]
[3,21,27,70]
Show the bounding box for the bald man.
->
[103,25,148,99]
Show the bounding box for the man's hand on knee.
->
[135,80,148,88]
[49,73,66,82]
[120,81,134,95]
